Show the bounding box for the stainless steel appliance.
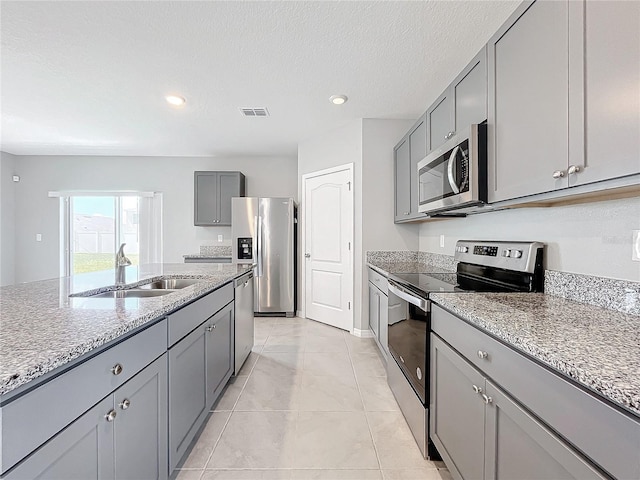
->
[232,197,296,316]
[233,269,254,374]
[387,240,544,458]
[417,124,487,215]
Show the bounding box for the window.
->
[53,192,162,276]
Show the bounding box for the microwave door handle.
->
[447,146,461,194]
[388,284,428,311]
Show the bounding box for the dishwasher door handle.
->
[388,283,428,312]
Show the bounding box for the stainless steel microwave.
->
[417,124,487,215]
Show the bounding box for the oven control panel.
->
[454,240,544,274]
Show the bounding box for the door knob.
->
[305,253,310,258]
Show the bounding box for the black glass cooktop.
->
[389,273,460,298]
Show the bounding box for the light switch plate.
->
[440,235,445,248]
[633,230,640,261]
[218,234,223,242]
[36,234,42,242]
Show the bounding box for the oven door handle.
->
[388,283,428,312]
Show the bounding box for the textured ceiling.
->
[0,1,519,157]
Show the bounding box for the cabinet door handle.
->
[477,350,488,360]
[404,212,410,215]
[552,170,565,179]
[105,409,117,422]
[482,394,493,405]
[111,364,123,375]
[119,399,131,410]
[472,384,483,394]
[207,324,216,332]
[567,165,581,175]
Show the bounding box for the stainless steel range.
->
[386,240,544,458]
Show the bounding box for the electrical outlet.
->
[36,234,42,242]
[633,230,640,261]
[218,234,223,242]
[440,235,445,248]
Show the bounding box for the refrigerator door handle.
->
[256,215,263,277]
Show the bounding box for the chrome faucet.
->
[115,243,132,284]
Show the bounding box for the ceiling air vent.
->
[240,107,269,117]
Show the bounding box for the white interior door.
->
[303,165,353,331]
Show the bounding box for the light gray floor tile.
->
[351,351,387,378]
[304,320,347,338]
[274,317,308,326]
[208,411,297,468]
[214,375,248,411]
[182,412,231,469]
[237,351,261,375]
[303,351,353,377]
[344,334,380,354]
[271,324,306,336]
[298,374,363,411]
[290,470,382,480]
[303,334,348,353]
[436,468,453,480]
[293,411,379,469]
[202,470,292,480]
[357,375,399,412]
[264,334,306,353]
[382,468,442,480]
[367,411,434,469]
[252,351,304,377]
[235,372,302,411]
[175,470,203,480]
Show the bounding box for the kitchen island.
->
[0,263,253,479]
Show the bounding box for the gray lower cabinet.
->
[194,171,245,226]
[168,301,234,472]
[367,268,389,358]
[4,355,168,480]
[431,334,604,480]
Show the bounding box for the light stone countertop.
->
[0,263,253,397]
[183,254,232,259]
[430,292,640,417]
[367,259,455,276]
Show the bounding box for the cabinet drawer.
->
[167,283,233,347]
[0,319,166,475]
[367,268,388,292]
[432,305,640,480]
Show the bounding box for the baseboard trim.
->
[352,328,374,338]
[296,310,304,318]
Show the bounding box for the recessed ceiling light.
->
[330,95,348,105]
[166,95,186,106]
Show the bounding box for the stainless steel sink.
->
[137,278,202,290]
[87,289,177,299]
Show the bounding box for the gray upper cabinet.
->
[427,46,487,154]
[194,171,245,226]
[575,0,640,186]
[394,138,411,221]
[487,0,571,203]
[488,0,639,204]
[394,116,426,223]
[452,46,487,134]
[427,92,453,153]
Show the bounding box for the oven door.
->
[417,124,485,214]
[387,282,429,405]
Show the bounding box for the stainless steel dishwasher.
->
[234,270,254,374]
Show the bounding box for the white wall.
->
[419,195,640,282]
[0,152,17,286]
[298,118,421,331]
[12,155,297,283]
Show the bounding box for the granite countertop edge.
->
[183,254,232,259]
[430,292,640,418]
[0,265,253,397]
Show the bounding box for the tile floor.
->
[174,317,452,480]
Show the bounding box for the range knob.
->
[457,246,469,253]
[502,249,511,257]
[511,250,523,258]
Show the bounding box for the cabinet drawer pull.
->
[105,409,117,422]
[482,394,493,405]
[552,170,565,179]
[119,399,131,410]
[111,363,123,375]
[477,350,488,360]
[472,384,483,394]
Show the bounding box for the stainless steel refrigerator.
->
[231,197,296,316]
